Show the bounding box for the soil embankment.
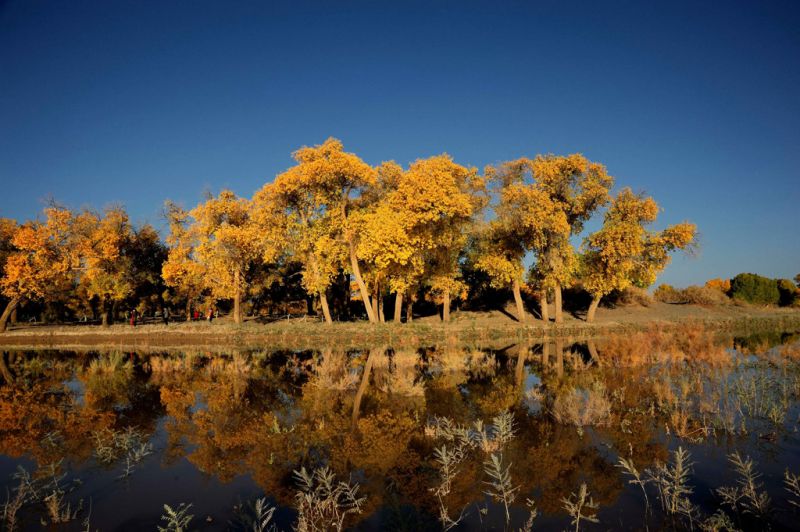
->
[0,303,798,350]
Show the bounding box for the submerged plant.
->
[561,483,599,531]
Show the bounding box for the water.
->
[1,328,800,531]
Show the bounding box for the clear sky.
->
[1,0,798,287]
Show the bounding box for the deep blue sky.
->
[1,0,798,287]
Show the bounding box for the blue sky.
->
[1,0,798,287]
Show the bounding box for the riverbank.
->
[1,302,799,350]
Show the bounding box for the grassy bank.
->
[1,304,799,350]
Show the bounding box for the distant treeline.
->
[0,138,714,331]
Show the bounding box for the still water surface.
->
[1,328,800,530]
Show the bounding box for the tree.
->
[486,155,612,323]
[265,138,377,323]
[580,188,696,322]
[162,202,208,320]
[472,223,527,323]
[399,155,485,322]
[0,207,77,332]
[355,162,427,323]
[75,206,138,326]
[190,191,271,324]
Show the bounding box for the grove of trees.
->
[0,138,700,331]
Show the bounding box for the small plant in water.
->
[561,483,599,531]
[717,452,770,518]
[482,453,518,526]
[158,503,193,532]
[293,466,365,532]
[646,446,697,526]
[786,469,800,510]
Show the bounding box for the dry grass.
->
[552,382,612,433]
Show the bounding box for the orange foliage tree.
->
[0,207,78,332]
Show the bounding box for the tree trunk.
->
[554,283,563,324]
[234,270,242,324]
[586,294,601,323]
[442,288,451,322]
[186,300,192,321]
[349,242,377,323]
[540,289,549,323]
[0,297,20,333]
[406,299,413,322]
[10,307,17,324]
[542,341,550,367]
[378,299,385,323]
[512,279,526,324]
[371,288,379,323]
[320,292,333,324]
[393,292,403,323]
[101,298,111,327]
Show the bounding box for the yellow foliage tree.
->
[397,155,485,322]
[162,201,207,319]
[485,155,612,323]
[581,188,697,322]
[74,206,138,326]
[0,207,78,332]
[265,138,377,323]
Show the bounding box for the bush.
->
[730,273,780,306]
[679,285,730,306]
[654,284,682,304]
[704,278,731,294]
[777,278,800,307]
[606,286,653,307]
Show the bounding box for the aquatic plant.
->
[561,483,599,531]
[617,455,649,513]
[647,446,697,526]
[293,466,365,532]
[717,452,770,518]
[785,469,800,510]
[482,453,518,525]
[158,503,193,532]
[92,426,153,478]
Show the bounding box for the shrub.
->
[654,284,682,304]
[704,278,731,294]
[606,286,653,307]
[730,273,779,305]
[776,278,800,307]
[679,285,730,306]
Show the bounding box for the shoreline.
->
[1,307,799,350]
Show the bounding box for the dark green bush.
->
[729,273,780,305]
[777,278,799,307]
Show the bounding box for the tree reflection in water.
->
[0,327,799,530]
